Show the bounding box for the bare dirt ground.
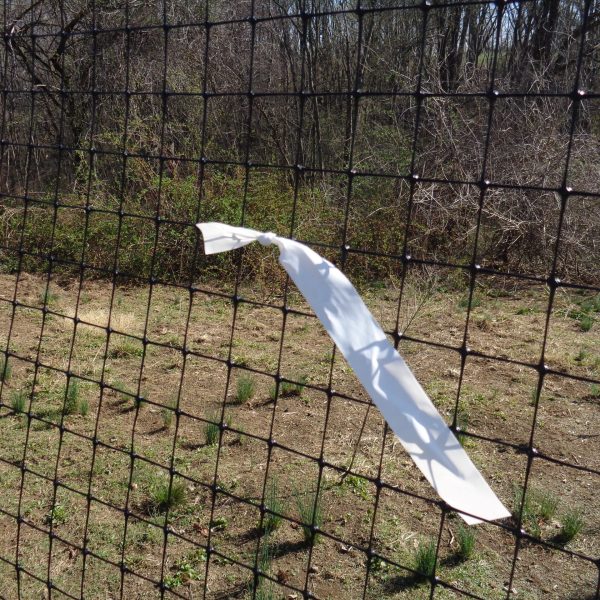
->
[0,270,598,600]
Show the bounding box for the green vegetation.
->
[455,411,470,447]
[579,315,594,332]
[262,479,284,534]
[456,525,476,561]
[269,376,308,401]
[162,399,177,429]
[295,490,323,544]
[537,491,559,521]
[205,415,221,446]
[254,536,275,600]
[63,379,82,415]
[269,375,308,400]
[163,548,206,590]
[44,503,68,527]
[513,486,541,537]
[149,479,186,514]
[79,397,89,417]
[342,474,370,501]
[459,294,482,310]
[555,510,584,545]
[210,515,228,531]
[412,538,437,580]
[512,485,586,550]
[235,374,255,404]
[109,339,144,359]
[39,288,59,307]
[279,376,307,397]
[10,390,27,414]
[0,356,11,382]
[564,294,599,332]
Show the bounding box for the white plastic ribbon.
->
[197,222,510,524]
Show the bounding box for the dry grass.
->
[0,273,597,599]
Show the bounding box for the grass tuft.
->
[458,294,482,310]
[555,510,584,545]
[0,355,12,381]
[44,503,68,526]
[413,538,437,580]
[295,489,323,544]
[109,339,144,359]
[455,411,470,447]
[150,479,186,514]
[205,415,220,446]
[235,374,255,404]
[63,379,81,415]
[162,400,176,429]
[579,315,594,331]
[262,478,284,534]
[270,376,307,400]
[10,390,27,414]
[253,535,275,600]
[79,397,89,417]
[513,485,559,538]
[456,524,476,561]
[537,491,559,521]
[40,288,59,307]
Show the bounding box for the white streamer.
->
[197,222,510,525]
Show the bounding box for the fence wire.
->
[0,1,599,599]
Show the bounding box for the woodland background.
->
[0,0,599,286]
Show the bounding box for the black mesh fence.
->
[0,0,599,599]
